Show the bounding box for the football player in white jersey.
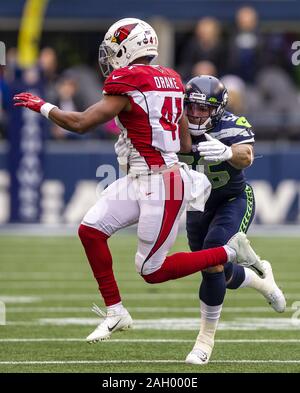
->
[14,18,263,356]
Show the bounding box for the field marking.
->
[0,296,41,304]
[0,271,299,280]
[0,360,299,365]
[0,282,298,291]
[6,317,300,330]
[1,223,300,236]
[0,338,300,343]
[0,278,299,287]
[2,293,300,301]
[5,306,294,314]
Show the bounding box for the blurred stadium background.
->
[0,0,300,373]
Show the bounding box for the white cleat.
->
[257,260,286,313]
[227,232,266,278]
[185,347,212,365]
[86,304,133,343]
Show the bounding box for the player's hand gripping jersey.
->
[103,64,184,173]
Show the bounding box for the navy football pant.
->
[186,184,255,251]
[187,184,255,302]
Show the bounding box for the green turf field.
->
[0,234,299,373]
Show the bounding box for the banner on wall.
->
[0,145,300,225]
[8,81,45,223]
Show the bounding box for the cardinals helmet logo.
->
[111,23,138,44]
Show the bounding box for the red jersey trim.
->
[141,169,184,274]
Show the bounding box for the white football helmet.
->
[99,18,158,77]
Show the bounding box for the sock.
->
[107,301,127,315]
[142,246,228,283]
[78,224,121,307]
[223,245,237,262]
[224,262,246,289]
[239,267,266,290]
[193,300,223,353]
[193,272,226,353]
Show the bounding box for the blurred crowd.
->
[0,46,118,141]
[1,5,300,141]
[177,6,300,140]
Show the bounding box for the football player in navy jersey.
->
[181,75,286,365]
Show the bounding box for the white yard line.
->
[0,360,299,365]
[0,272,299,280]
[0,296,41,303]
[5,317,300,330]
[0,338,300,343]
[0,283,298,291]
[5,306,293,313]
[1,293,299,301]
[0,269,298,276]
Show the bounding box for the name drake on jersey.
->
[153,76,180,90]
[104,64,184,172]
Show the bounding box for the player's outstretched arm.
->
[197,133,253,169]
[14,93,130,134]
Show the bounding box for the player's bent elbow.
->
[59,121,86,134]
[74,121,89,134]
[70,114,91,134]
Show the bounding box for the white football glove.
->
[115,134,130,156]
[197,133,233,163]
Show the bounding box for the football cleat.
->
[227,232,266,278]
[86,304,133,343]
[257,260,286,313]
[185,347,212,365]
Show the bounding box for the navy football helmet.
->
[184,75,228,135]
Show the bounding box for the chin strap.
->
[188,117,212,136]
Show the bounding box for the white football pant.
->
[82,166,210,275]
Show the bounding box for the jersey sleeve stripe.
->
[234,138,255,145]
[210,128,254,139]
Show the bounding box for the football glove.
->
[13,92,46,113]
[197,133,233,163]
[114,134,131,166]
[114,134,130,156]
[14,92,57,118]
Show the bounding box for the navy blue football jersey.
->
[179,111,254,210]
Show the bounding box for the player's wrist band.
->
[40,103,58,119]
